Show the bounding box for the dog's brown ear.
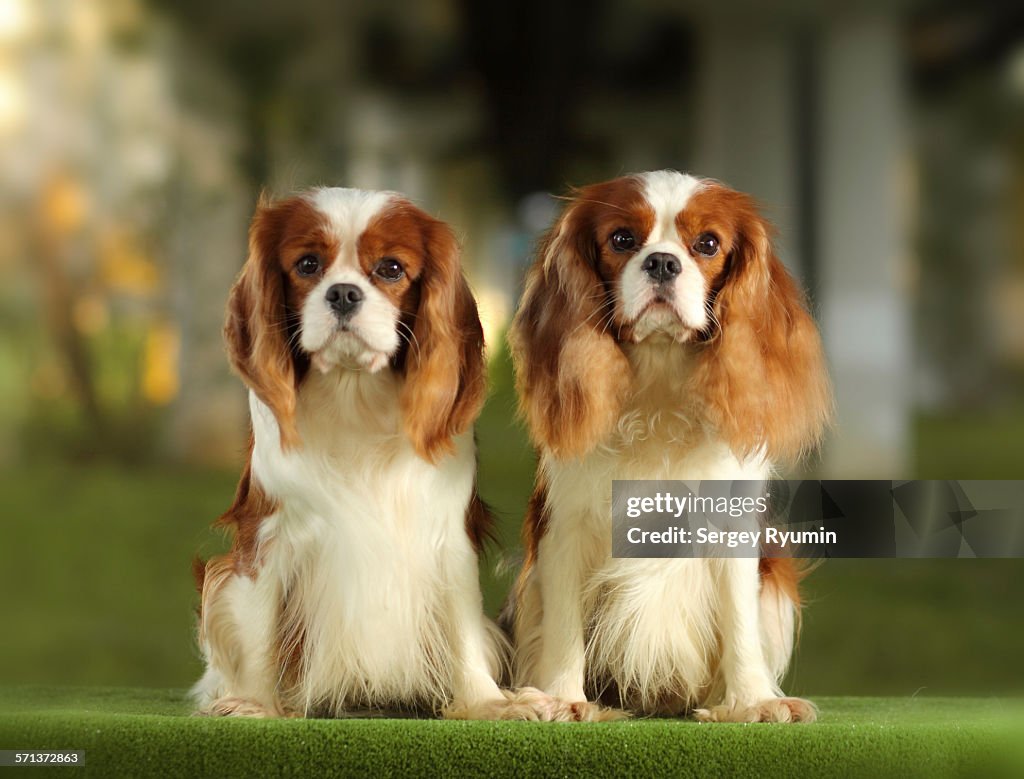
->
[400,214,486,463]
[509,196,631,459]
[693,193,833,464]
[224,196,306,450]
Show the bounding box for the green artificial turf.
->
[1,688,1022,778]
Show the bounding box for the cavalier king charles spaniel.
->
[507,171,832,722]
[193,188,556,720]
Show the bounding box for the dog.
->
[506,170,832,722]
[193,187,556,720]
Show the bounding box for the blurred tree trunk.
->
[33,215,103,434]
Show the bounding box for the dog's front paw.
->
[512,688,628,722]
[693,696,816,723]
[196,696,281,718]
[443,691,538,721]
[443,688,629,722]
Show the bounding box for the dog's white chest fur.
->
[532,342,769,709]
[246,369,478,712]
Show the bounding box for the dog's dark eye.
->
[296,255,321,276]
[693,233,720,258]
[374,257,405,282]
[610,229,636,253]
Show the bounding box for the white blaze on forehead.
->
[307,187,396,268]
[638,171,704,245]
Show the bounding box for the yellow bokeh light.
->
[0,69,25,133]
[475,286,510,363]
[141,321,180,406]
[0,0,30,42]
[100,229,160,296]
[41,174,89,234]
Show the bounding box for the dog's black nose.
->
[325,283,364,317]
[642,252,682,283]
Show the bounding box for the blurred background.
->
[1,0,1022,698]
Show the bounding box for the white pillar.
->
[817,17,912,477]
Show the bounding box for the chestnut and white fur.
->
[192,188,559,720]
[507,171,832,722]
